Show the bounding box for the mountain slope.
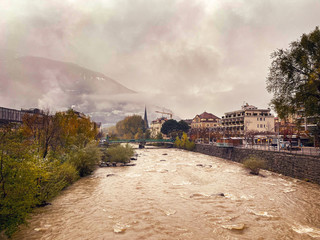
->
[0,56,134,104]
[0,56,138,124]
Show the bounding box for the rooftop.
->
[195,111,220,120]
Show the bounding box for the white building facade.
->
[150,117,167,138]
[221,104,275,135]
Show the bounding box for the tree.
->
[21,109,98,158]
[160,119,179,136]
[161,119,190,137]
[116,115,145,139]
[0,109,99,237]
[178,120,190,132]
[266,26,320,142]
[174,132,195,151]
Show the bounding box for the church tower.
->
[144,106,149,129]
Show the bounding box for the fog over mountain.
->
[0,55,167,125]
[1,0,320,122]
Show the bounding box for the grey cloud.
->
[1,0,320,122]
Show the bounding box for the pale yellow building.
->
[191,112,220,129]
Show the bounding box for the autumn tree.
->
[116,115,145,139]
[266,26,320,143]
[22,109,98,158]
[174,132,195,151]
[0,109,100,237]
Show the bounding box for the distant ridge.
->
[0,55,135,106]
[0,55,139,125]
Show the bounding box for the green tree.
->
[266,26,320,142]
[161,120,190,138]
[178,120,190,133]
[161,119,179,136]
[0,126,41,236]
[0,109,100,237]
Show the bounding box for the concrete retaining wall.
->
[195,144,320,184]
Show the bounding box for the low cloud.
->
[1,0,320,121]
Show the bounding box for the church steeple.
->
[144,106,149,129]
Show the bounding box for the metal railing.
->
[106,139,174,144]
[235,144,320,157]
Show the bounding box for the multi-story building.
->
[150,117,167,138]
[191,112,220,129]
[221,103,275,136]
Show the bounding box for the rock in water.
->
[113,223,128,233]
[124,163,136,166]
[165,209,176,216]
[222,223,246,230]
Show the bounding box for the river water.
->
[13,147,320,239]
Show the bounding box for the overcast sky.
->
[1,0,320,119]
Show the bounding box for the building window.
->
[260,117,262,121]
[260,124,263,128]
[257,124,259,128]
[257,117,259,121]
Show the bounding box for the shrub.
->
[68,142,102,177]
[58,162,79,185]
[0,154,40,237]
[243,156,266,175]
[174,136,181,148]
[106,144,134,163]
[175,132,195,151]
[185,141,195,151]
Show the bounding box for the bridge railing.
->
[106,139,174,144]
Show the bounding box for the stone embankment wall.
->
[195,144,320,184]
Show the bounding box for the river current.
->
[13,147,320,239]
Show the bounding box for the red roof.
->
[197,112,220,120]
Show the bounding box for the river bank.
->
[12,147,320,239]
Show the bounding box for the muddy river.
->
[13,147,320,239]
